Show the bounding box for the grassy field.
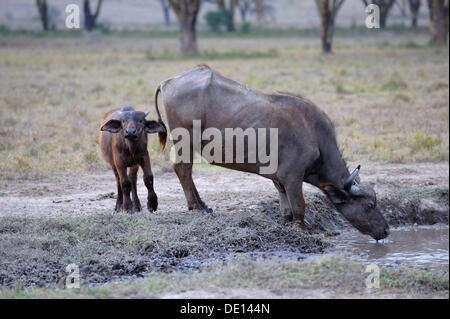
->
[0,28,448,180]
[0,29,448,299]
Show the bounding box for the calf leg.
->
[273,181,293,221]
[140,153,158,212]
[128,165,141,212]
[115,161,133,213]
[113,167,123,213]
[173,162,211,213]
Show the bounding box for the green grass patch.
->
[0,25,432,39]
[145,48,279,61]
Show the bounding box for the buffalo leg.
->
[128,165,141,212]
[140,153,158,212]
[116,162,133,213]
[273,181,293,221]
[113,167,123,213]
[173,162,211,213]
[283,180,306,228]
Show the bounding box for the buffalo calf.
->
[99,106,166,213]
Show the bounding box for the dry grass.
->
[0,32,448,180]
[1,255,447,299]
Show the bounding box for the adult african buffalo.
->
[99,106,166,214]
[153,65,390,240]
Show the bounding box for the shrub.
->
[241,22,251,33]
[205,11,227,32]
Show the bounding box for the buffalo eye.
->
[367,202,374,209]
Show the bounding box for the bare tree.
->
[210,0,239,31]
[36,0,48,31]
[315,0,345,53]
[361,0,395,28]
[168,0,201,56]
[408,0,421,27]
[395,0,408,17]
[83,0,103,31]
[427,0,449,44]
[160,0,171,26]
[253,0,263,23]
[238,0,251,22]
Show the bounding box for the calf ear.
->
[145,120,165,134]
[322,184,349,204]
[101,119,122,133]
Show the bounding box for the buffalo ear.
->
[101,119,122,133]
[145,120,165,134]
[322,184,349,204]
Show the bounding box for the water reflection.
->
[332,225,449,269]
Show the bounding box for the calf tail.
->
[154,84,167,151]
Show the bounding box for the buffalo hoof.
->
[133,202,141,213]
[147,198,158,213]
[112,209,120,215]
[195,207,213,214]
[282,213,293,222]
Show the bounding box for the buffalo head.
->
[101,110,165,139]
[323,165,390,240]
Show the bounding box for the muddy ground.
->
[0,162,448,291]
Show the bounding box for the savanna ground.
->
[0,27,449,298]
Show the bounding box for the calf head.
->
[322,165,390,240]
[101,110,165,140]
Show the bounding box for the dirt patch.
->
[160,288,338,299]
[0,209,327,288]
[160,287,448,299]
[2,255,447,299]
[0,163,448,289]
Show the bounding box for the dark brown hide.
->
[99,106,165,213]
[154,65,390,240]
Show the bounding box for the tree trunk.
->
[379,6,388,27]
[316,0,345,54]
[427,0,449,44]
[239,1,250,22]
[168,0,201,56]
[83,0,103,31]
[379,0,395,27]
[319,1,332,53]
[180,19,198,55]
[160,0,171,25]
[253,0,263,23]
[408,0,421,27]
[225,6,236,32]
[36,0,48,31]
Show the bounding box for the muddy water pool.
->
[330,224,449,270]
